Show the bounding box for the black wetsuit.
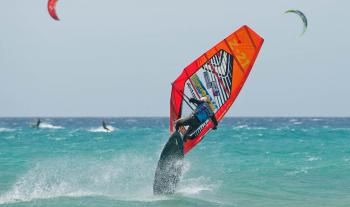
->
[175,98,218,141]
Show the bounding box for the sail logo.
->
[227,38,251,70]
[190,74,218,110]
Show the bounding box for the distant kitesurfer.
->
[175,96,218,142]
[102,121,110,131]
[36,119,41,128]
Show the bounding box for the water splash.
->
[39,123,63,129]
[88,126,116,133]
[0,128,14,132]
[0,153,159,204]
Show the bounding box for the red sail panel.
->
[170,25,264,154]
[48,0,60,21]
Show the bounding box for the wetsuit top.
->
[189,98,218,126]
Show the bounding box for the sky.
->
[0,0,349,117]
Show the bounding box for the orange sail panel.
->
[170,25,264,154]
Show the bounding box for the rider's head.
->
[178,126,187,135]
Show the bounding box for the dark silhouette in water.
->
[153,131,184,195]
[102,121,110,131]
[36,119,41,128]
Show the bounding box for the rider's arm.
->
[211,115,218,130]
[189,98,203,105]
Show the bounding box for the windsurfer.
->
[102,121,110,131]
[36,119,41,128]
[175,96,218,142]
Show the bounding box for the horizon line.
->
[0,116,350,118]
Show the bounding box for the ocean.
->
[0,117,349,207]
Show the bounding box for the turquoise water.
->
[0,118,350,207]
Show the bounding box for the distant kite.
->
[48,0,60,21]
[285,10,307,35]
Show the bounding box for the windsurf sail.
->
[170,25,264,154]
